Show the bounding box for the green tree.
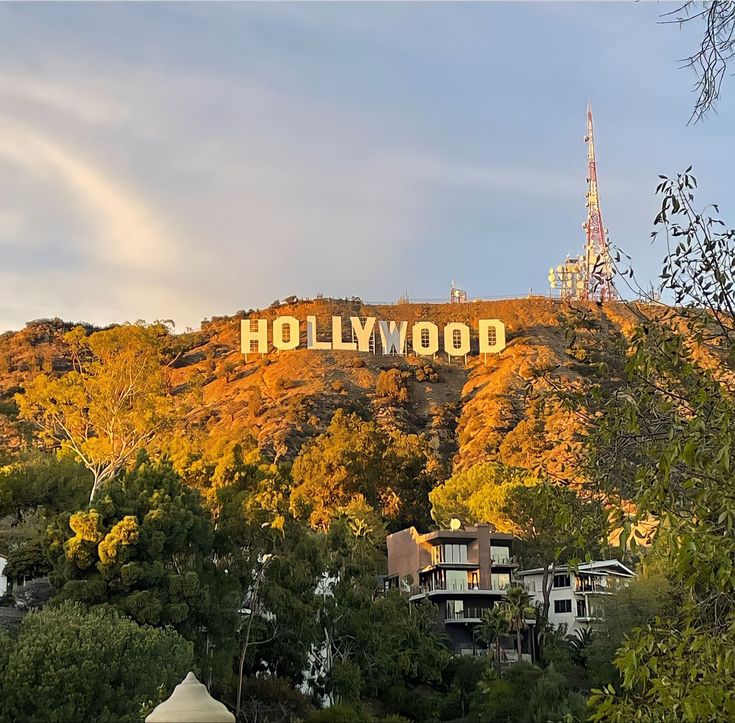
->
[526,663,586,723]
[16,324,181,502]
[586,573,669,687]
[45,461,239,667]
[587,172,735,721]
[472,663,541,723]
[441,656,486,720]
[291,410,390,529]
[291,409,434,530]
[316,502,449,715]
[503,585,535,664]
[475,604,510,672]
[0,454,92,589]
[0,453,90,520]
[504,483,608,628]
[0,601,194,723]
[429,461,539,533]
[203,449,325,711]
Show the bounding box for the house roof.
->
[516,559,635,578]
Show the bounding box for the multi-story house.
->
[516,559,634,636]
[386,522,529,657]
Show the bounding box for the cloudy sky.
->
[0,2,733,332]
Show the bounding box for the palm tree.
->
[567,627,595,666]
[502,585,534,664]
[475,605,510,672]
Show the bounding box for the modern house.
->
[517,559,635,636]
[386,522,530,657]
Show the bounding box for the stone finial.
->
[145,672,235,723]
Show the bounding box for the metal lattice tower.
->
[582,102,615,301]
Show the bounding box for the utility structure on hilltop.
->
[549,102,616,301]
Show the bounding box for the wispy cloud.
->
[0,124,176,270]
[0,2,731,332]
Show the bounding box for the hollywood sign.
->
[241,316,506,361]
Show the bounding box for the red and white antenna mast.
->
[583,102,615,301]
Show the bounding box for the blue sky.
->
[0,2,733,332]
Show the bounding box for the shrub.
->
[376,370,409,403]
[1,601,194,722]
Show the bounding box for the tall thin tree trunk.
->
[516,620,522,664]
[236,586,259,719]
[89,476,99,504]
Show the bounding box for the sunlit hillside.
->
[0,297,642,482]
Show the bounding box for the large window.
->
[554,599,572,614]
[490,545,511,564]
[553,573,571,589]
[446,570,468,591]
[491,572,511,590]
[431,543,468,565]
[446,600,464,619]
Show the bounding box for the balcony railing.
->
[414,582,480,594]
[445,607,485,621]
[490,555,515,565]
[575,579,608,593]
[412,581,512,595]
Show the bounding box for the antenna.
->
[582,101,615,301]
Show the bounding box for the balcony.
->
[575,578,610,594]
[413,581,481,594]
[445,605,485,623]
[409,583,510,601]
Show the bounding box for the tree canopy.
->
[16,324,181,502]
[588,172,735,721]
[0,601,194,723]
[46,461,239,652]
[429,462,539,532]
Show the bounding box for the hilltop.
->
[0,297,639,480]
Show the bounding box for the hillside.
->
[0,297,639,479]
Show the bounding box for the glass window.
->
[491,573,511,590]
[554,599,572,614]
[451,544,468,563]
[446,570,467,591]
[434,544,468,564]
[553,573,571,589]
[446,600,464,619]
[490,545,511,564]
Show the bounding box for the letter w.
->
[378,321,407,355]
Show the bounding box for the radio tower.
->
[582,102,615,301]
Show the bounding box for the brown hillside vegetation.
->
[0,297,639,480]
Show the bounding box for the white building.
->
[517,560,634,636]
[0,553,7,597]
